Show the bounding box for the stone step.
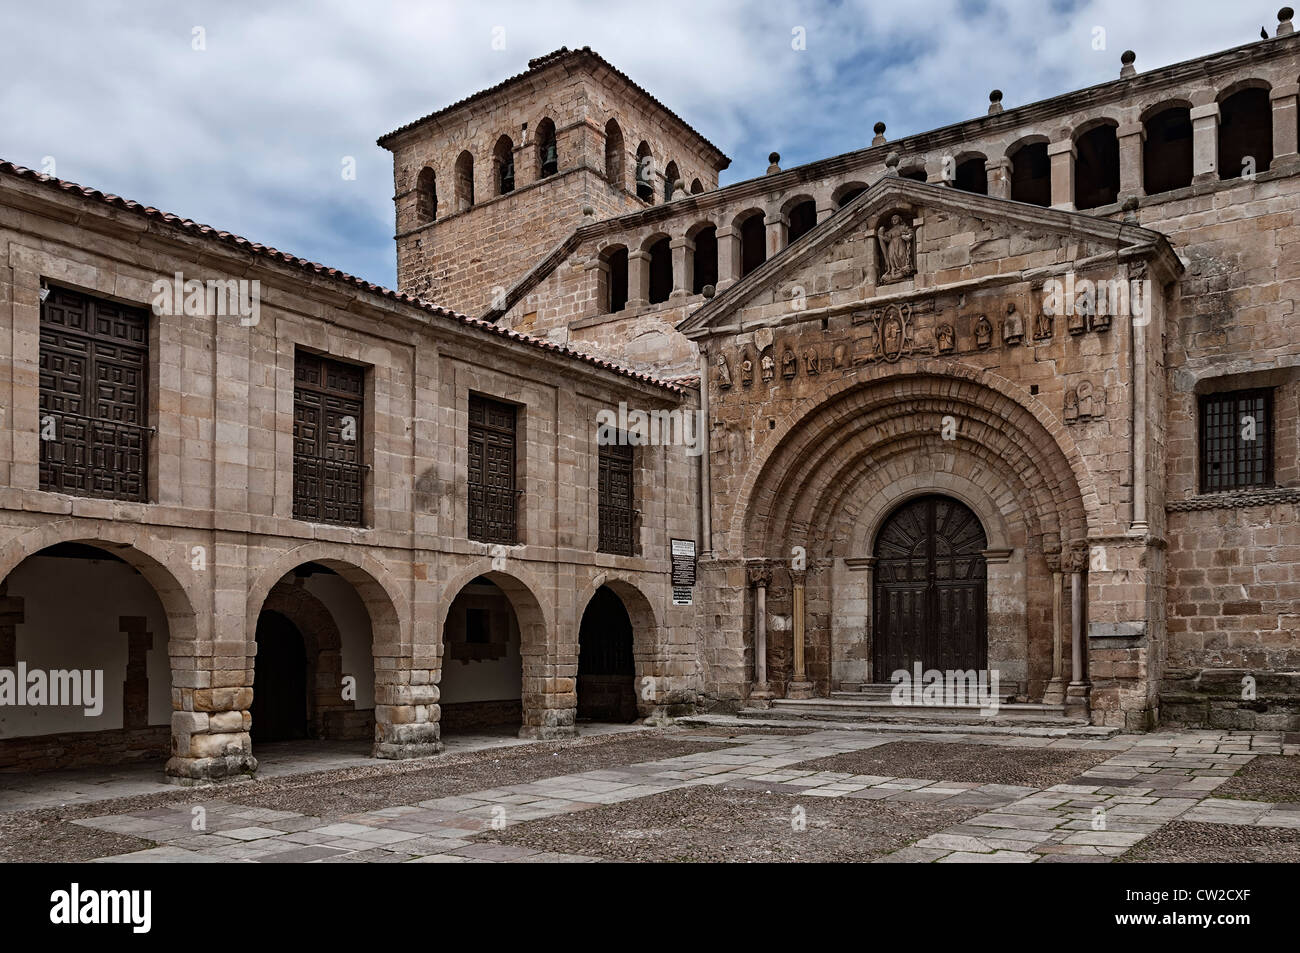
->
[833,686,1020,703]
[726,695,1103,732]
[678,711,1120,739]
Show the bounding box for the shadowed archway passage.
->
[577,585,637,722]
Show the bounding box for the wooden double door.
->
[872,495,988,678]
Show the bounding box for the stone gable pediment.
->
[678,176,1181,337]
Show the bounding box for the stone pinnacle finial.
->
[872,122,887,146]
[1120,50,1136,79]
[1280,7,1295,35]
[988,90,1004,115]
[767,152,781,174]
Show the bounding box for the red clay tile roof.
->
[0,159,684,396]
[376,46,730,169]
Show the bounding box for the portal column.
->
[1042,566,1066,704]
[748,563,773,707]
[788,569,814,699]
[1066,551,1091,717]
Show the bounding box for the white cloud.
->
[0,0,1279,288]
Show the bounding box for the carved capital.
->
[747,563,773,588]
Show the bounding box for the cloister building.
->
[2,13,1300,781]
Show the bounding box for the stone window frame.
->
[1198,387,1275,493]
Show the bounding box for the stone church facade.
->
[2,19,1299,781]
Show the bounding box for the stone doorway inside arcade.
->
[248,563,377,753]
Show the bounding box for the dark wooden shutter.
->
[598,440,635,555]
[39,286,149,501]
[1200,389,1273,492]
[468,394,517,544]
[293,351,365,526]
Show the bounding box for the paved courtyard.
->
[1,725,1297,863]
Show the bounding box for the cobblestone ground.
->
[0,726,1296,863]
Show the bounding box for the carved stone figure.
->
[804,349,820,374]
[1090,307,1111,333]
[1068,306,1086,335]
[740,351,754,386]
[781,348,797,379]
[1003,303,1024,345]
[1034,311,1053,340]
[876,213,916,283]
[974,314,992,349]
[1077,380,1096,417]
[1065,381,1101,422]
[715,351,731,389]
[832,343,848,368]
[761,349,775,382]
[936,323,955,354]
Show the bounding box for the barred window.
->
[1200,389,1273,492]
[293,350,366,526]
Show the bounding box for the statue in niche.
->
[761,348,775,382]
[804,349,820,375]
[781,348,797,379]
[876,213,916,283]
[832,343,849,368]
[715,351,732,389]
[740,351,754,386]
[1034,311,1053,340]
[1002,302,1024,345]
[1068,305,1086,336]
[1065,381,1101,422]
[936,323,955,354]
[974,314,993,350]
[1090,306,1111,333]
[1077,380,1097,417]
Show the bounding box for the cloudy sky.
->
[0,1,1280,286]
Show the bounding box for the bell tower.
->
[378,47,729,317]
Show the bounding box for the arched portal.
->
[872,495,988,678]
[577,586,637,722]
[734,367,1095,701]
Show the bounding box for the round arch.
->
[832,181,869,206]
[246,543,407,648]
[1216,77,1272,102]
[0,521,201,642]
[575,575,661,719]
[729,360,1099,556]
[1072,115,1119,140]
[436,560,558,738]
